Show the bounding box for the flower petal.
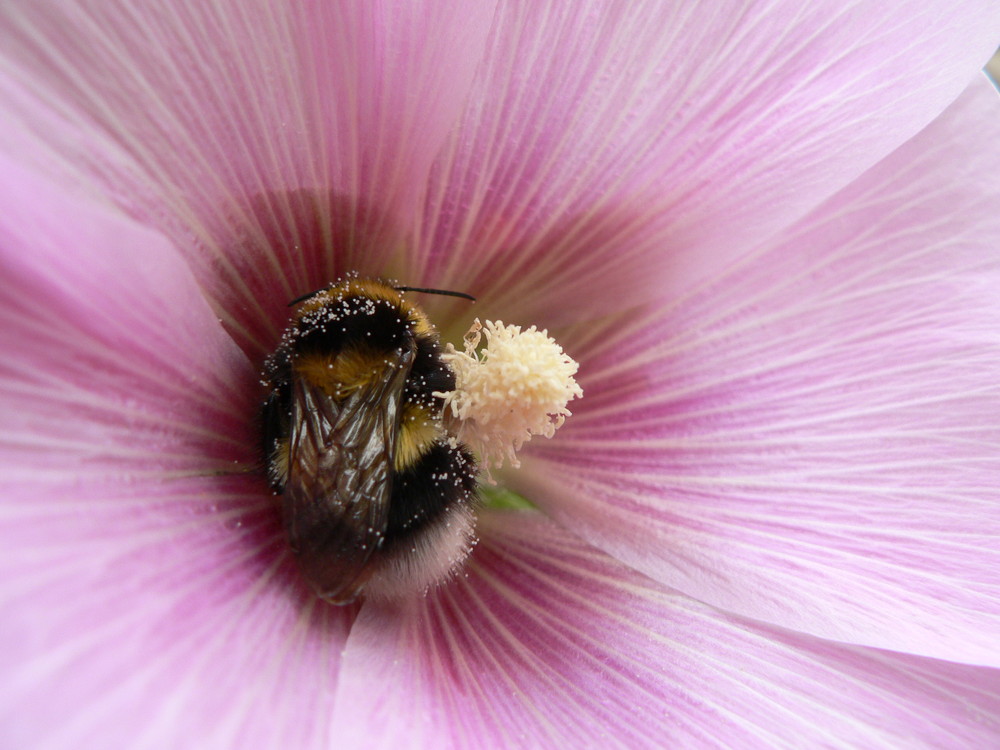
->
[0,156,255,474]
[333,512,1000,749]
[0,162,352,748]
[520,78,1000,665]
[1,475,354,750]
[424,0,1000,322]
[511,81,1000,665]
[0,1,495,356]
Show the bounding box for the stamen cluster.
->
[437,319,582,471]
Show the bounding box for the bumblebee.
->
[261,276,479,604]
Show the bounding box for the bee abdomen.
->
[363,440,479,601]
[385,441,478,545]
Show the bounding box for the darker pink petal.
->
[0,1,495,358]
[1,474,353,750]
[0,163,352,748]
[334,512,1000,748]
[523,79,1000,665]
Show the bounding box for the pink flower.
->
[3,2,1000,747]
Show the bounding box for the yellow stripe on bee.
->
[294,346,387,398]
[396,402,441,472]
[408,310,434,337]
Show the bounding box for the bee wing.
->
[283,344,415,603]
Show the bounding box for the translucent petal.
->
[520,78,1000,665]
[422,0,1000,321]
[334,512,1000,748]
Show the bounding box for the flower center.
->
[436,318,583,473]
[260,273,581,603]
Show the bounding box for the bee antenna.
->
[395,285,476,302]
[287,287,327,307]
